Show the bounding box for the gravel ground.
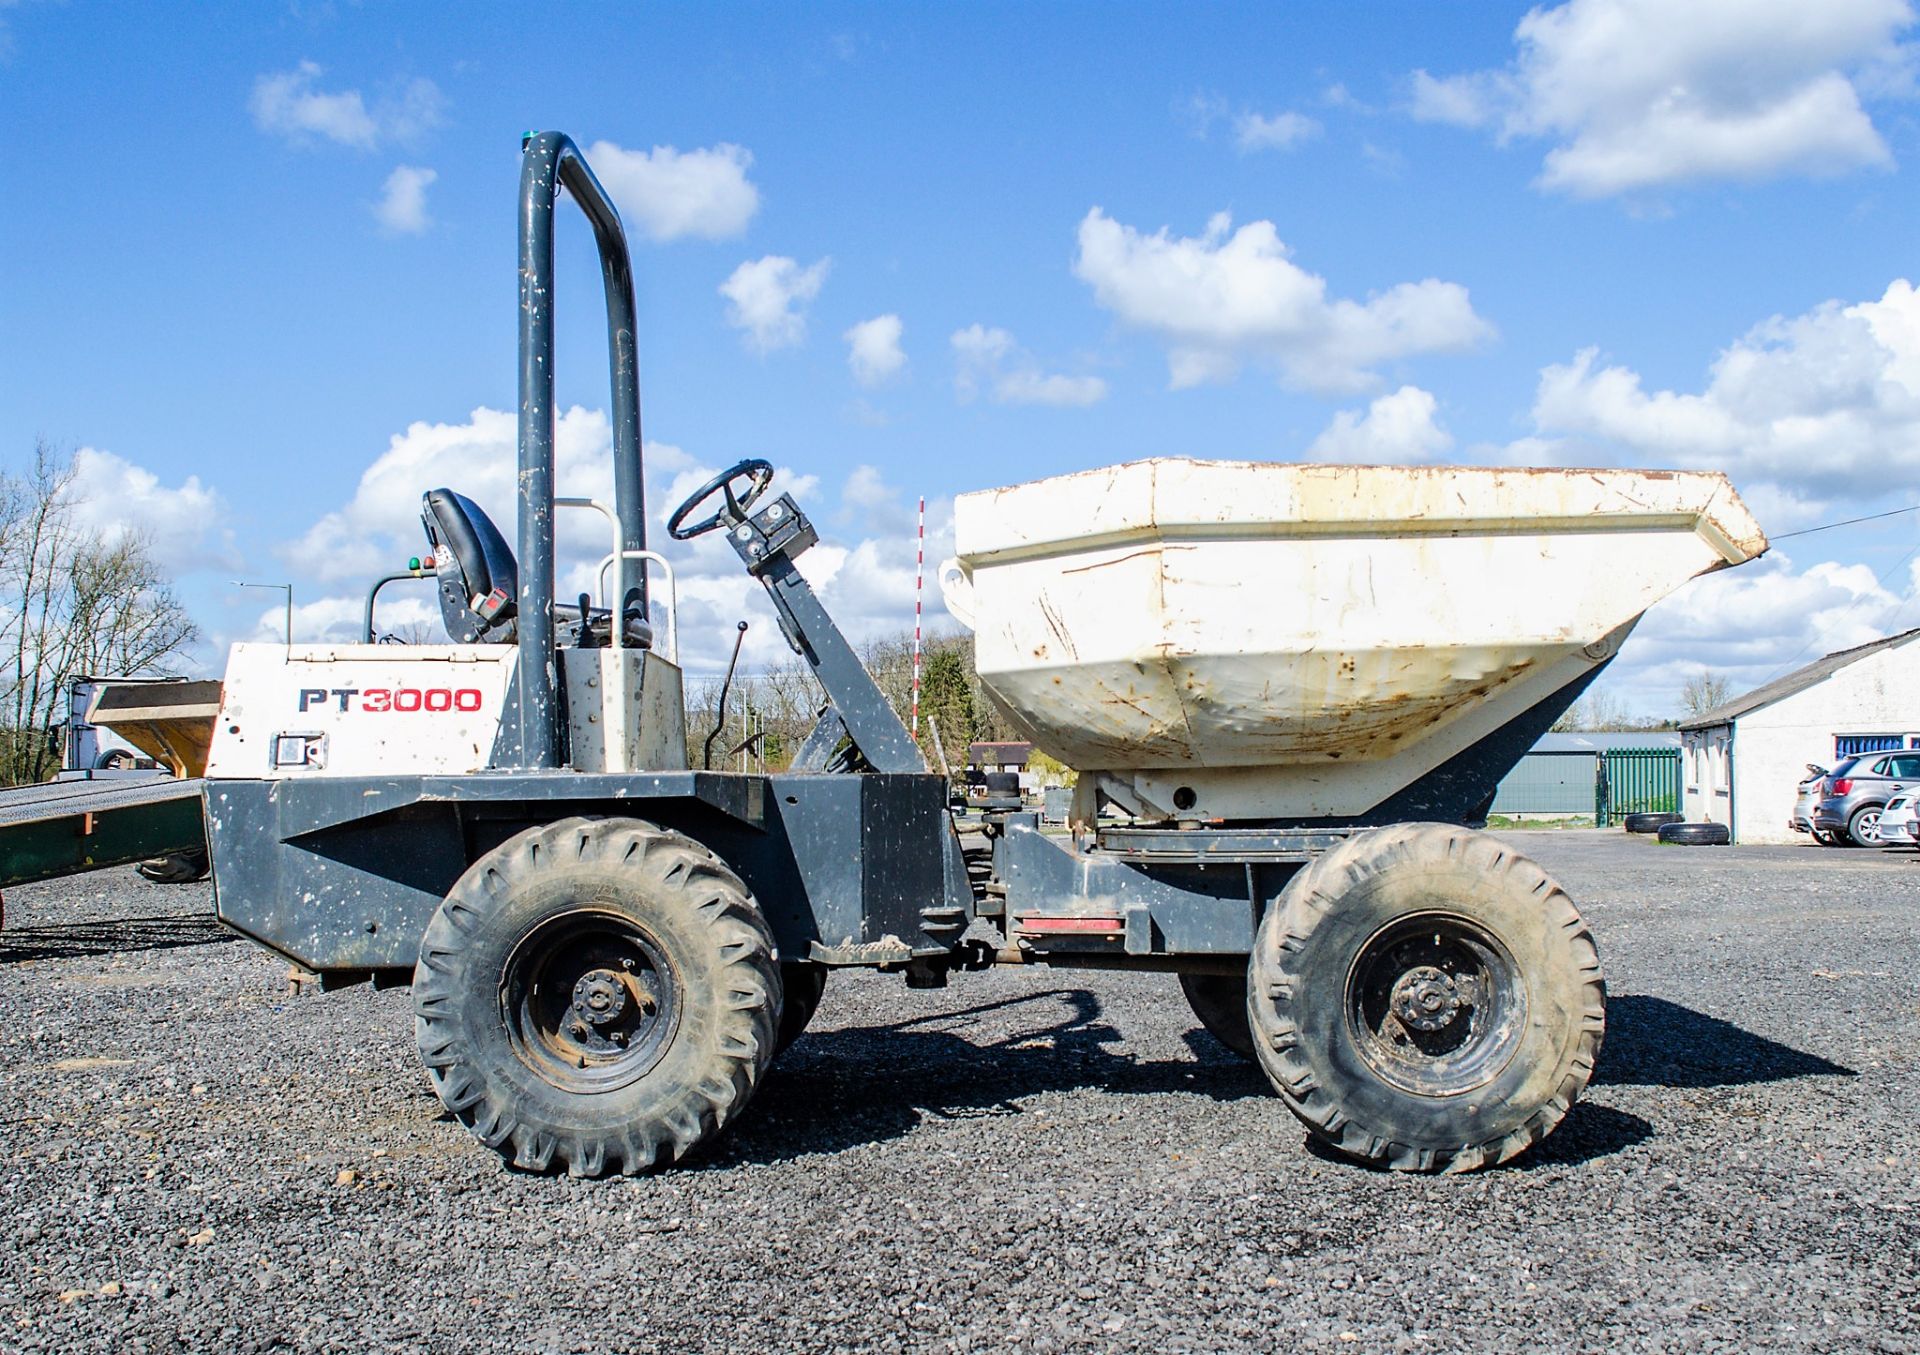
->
[1,829,1916,1353]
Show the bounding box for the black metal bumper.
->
[204,770,963,975]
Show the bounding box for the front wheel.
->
[1249,824,1605,1173]
[413,817,781,1176]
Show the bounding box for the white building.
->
[1678,628,1920,844]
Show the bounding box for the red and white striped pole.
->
[911,494,925,738]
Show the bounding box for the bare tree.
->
[1680,670,1734,718]
[679,628,1017,775]
[1551,683,1676,734]
[374,619,442,645]
[0,442,199,784]
[685,650,824,771]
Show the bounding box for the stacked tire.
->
[1656,821,1730,846]
[1622,811,1682,835]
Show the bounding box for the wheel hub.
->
[1345,912,1523,1097]
[502,910,681,1093]
[571,969,629,1025]
[1389,965,1470,1032]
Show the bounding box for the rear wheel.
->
[1847,805,1884,848]
[1248,824,1605,1173]
[413,816,781,1176]
[776,963,827,1056]
[135,848,210,884]
[1178,971,1255,1060]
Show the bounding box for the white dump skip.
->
[942,459,1767,821]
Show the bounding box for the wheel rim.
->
[500,907,682,1093]
[1345,911,1525,1097]
[1858,810,1882,843]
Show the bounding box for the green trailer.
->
[0,775,205,898]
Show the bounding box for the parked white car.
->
[1878,792,1919,848]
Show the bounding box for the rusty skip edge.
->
[954,459,1770,567]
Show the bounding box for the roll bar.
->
[363,565,437,643]
[512,131,647,769]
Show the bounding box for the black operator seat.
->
[422,488,519,643]
[419,488,652,649]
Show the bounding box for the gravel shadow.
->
[721,990,1842,1170]
[1594,995,1855,1088]
[0,913,235,963]
[710,987,1269,1167]
[1510,1102,1655,1166]
[1299,1100,1657,1172]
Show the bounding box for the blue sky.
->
[4,1,1919,715]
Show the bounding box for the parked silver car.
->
[1790,764,1833,843]
[1813,750,1920,846]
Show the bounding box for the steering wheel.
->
[668,458,775,541]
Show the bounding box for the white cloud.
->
[1527,279,1920,499]
[250,62,444,150]
[1361,141,1408,178]
[845,314,906,387]
[842,464,895,511]
[838,463,917,536]
[251,62,375,147]
[61,448,234,577]
[373,165,436,235]
[1308,386,1454,462]
[274,406,943,672]
[283,406,663,588]
[275,404,703,641]
[951,324,1108,407]
[62,448,236,577]
[1235,110,1323,152]
[1321,83,1374,114]
[993,369,1110,408]
[1451,274,1920,716]
[584,140,760,242]
[1176,90,1231,139]
[1073,208,1490,394]
[844,398,890,428]
[720,255,830,352]
[1617,551,1920,714]
[1409,0,1911,197]
[1408,70,1508,128]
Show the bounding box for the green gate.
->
[1602,747,1680,822]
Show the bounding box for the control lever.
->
[704,621,749,770]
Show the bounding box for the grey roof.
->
[1533,731,1680,752]
[1676,627,1920,731]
